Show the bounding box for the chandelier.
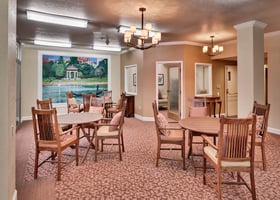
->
[202,36,224,56]
[121,7,161,50]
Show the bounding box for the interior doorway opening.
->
[156,61,184,120]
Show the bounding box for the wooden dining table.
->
[179,117,220,175]
[58,112,103,162]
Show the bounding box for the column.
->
[234,20,267,117]
[0,0,17,199]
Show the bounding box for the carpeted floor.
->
[19,117,280,199]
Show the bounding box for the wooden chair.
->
[86,100,127,162]
[37,98,71,131]
[187,98,208,158]
[105,92,126,118]
[152,100,186,170]
[66,91,84,113]
[31,107,79,181]
[202,115,257,200]
[103,90,112,104]
[82,93,97,112]
[251,100,270,170]
[36,98,53,109]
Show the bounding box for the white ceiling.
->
[16,0,280,50]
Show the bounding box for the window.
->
[195,63,212,96]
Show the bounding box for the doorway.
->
[156,61,183,120]
[225,65,237,116]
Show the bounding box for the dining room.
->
[2,1,280,200]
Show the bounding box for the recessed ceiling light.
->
[34,40,72,48]
[93,45,121,52]
[27,10,88,28]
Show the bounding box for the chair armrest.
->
[60,125,80,136]
[201,134,217,150]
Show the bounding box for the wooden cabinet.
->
[125,95,134,117]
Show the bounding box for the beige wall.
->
[266,34,280,132]
[121,44,235,119]
[0,0,17,199]
[21,46,121,119]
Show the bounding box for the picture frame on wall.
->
[158,74,164,85]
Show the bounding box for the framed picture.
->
[158,74,164,85]
[133,73,136,86]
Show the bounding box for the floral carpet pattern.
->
[24,118,280,199]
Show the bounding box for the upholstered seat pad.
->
[97,126,119,136]
[160,130,184,142]
[39,135,78,149]
[204,146,251,168]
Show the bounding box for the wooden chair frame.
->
[202,115,257,200]
[152,100,186,170]
[252,100,270,170]
[32,107,79,181]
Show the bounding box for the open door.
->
[156,61,183,121]
[167,66,181,120]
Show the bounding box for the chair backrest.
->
[217,115,256,162]
[31,107,61,143]
[88,96,105,114]
[152,100,166,137]
[188,98,208,117]
[118,99,127,129]
[36,98,53,109]
[118,92,126,109]
[82,94,97,112]
[252,101,270,137]
[103,90,112,103]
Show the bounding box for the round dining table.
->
[179,116,220,175]
[58,112,103,125]
[58,112,103,162]
[179,116,220,136]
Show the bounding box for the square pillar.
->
[234,20,267,117]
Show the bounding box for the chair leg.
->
[57,152,62,181]
[94,137,98,162]
[118,137,122,161]
[188,131,193,159]
[156,143,160,167]
[250,168,257,200]
[261,143,267,171]
[203,156,206,185]
[34,150,39,179]
[75,140,79,166]
[217,170,222,200]
[121,133,125,152]
[182,143,186,170]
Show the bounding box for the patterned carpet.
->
[24,117,280,199]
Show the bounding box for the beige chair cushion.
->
[97,126,119,136]
[68,98,78,108]
[89,106,104,114]
[204,146,250,168]
[109,111,122,131]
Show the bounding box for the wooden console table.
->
[195,95,222,117]
[125,95,135,117]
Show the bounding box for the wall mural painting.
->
[42,54,108,103]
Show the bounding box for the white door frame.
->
[156,61,184,119]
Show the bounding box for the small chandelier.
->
[202,36,224,56]
[122,7,161,50]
